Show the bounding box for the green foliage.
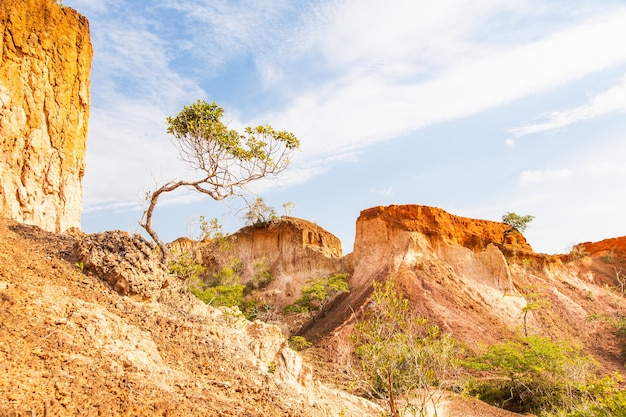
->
[244,197,278,226]
[246,258,274,292]
[166,100,299,167]
[197,216,235,249]
[210,256,244,287]
[288,336,312,351]
[354,280,459,417]
[502,212,535,233]
[191,284,246,308]
[285,273,349,314]
[168,251,205,282]
[464,335,600,414]
[521,291,551,336]
[140,100,299,262]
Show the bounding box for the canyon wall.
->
[306,205,624,373]
[0,0,92,232]
[200,217,344,307]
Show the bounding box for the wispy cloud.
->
[519,169,572,186]
[369,187,395,197]
[584,161,626,177]
[510,76,626,137]
[260,4,626,159]
[74,0,626,220]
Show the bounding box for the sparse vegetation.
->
[168,251,205,283]
[285,273,349,315]
[463,335,625,416]
[288,336,312,351]
[246,257,274,291]
[502,212,534,244]
[568,243,590,261]
[140,100,299,261]
[601,248,615,264]
[521,291,551,336]
[354,280,460,417]
[244,196,278,227]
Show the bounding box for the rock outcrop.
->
[197,217,345,307]
[0,218,382,417]
[75,231,169,301]
[306,205,624,375]
[0,0,92,233]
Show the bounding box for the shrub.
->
[246,258,273,292]
[288,336,312,351]
[464,336,598,414]
[354,280,459,417]
[168,251,205,282]
[568,244,590,261]
[191,284,246,308]
[285,273,349,314]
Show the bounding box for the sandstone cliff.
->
[191,217,344,307]
[0,0,92,233]
[306,205,625,375]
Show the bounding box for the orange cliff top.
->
[358,205,534,252]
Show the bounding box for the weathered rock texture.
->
[0,218,381,417]
[0,0,92,232]
[305,205,624,376]
[195,217,345,307]
[75,231,169,301]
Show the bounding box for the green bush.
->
[245,258,273,292]
[168,251,205,281]
[354,280,459,417]
[288,336,312,351]
[191,284,246,307]
[285,273,349,314]
[464,336,602,415]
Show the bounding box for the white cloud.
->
[262,5,626,159]
[519,169,572,186]
[510,76,626,137]
[584,162,626,177]
[77,0,626,221]
[369,187,394,197]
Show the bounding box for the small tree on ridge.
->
[502,212,534,244]
[140,100,299,262]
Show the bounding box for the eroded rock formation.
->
[0,218,382,416]
[307,205,624,375]
[0,0,92,232]
[197,217,345,307]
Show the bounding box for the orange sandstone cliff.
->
[0,0,92,232]
[193,217,345,308]
[304,205,624,374]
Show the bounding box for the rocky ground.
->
[0,217,533,417]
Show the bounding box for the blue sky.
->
[67,0,626,255]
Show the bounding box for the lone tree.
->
[140,100,300,261]
[354,281,459,417]
[502,212,534,244]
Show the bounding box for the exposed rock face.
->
[75,231,169,301]
[200,217,344,306]
[0,218,382,416]
[307,205,624,375]
[356,205,533,253]
[0,0,92,232]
